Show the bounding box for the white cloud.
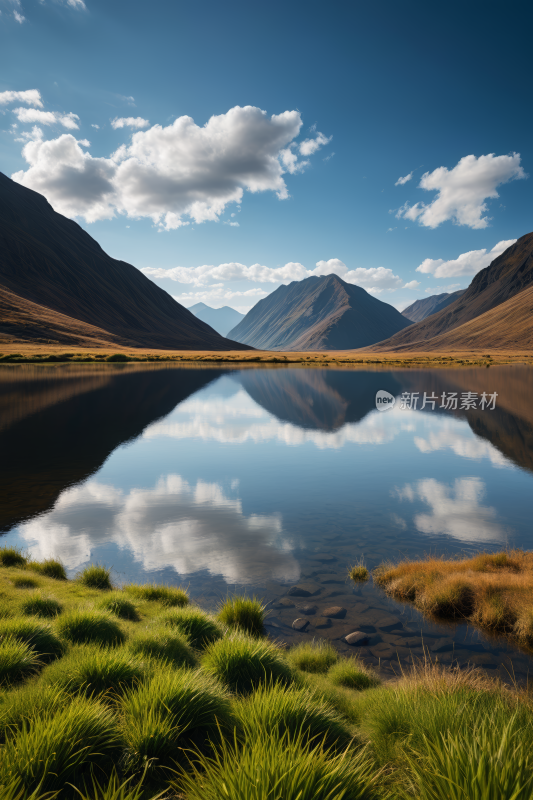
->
[173,287,268,308]
[403,280,420,289]
[12,106,321,228]
[91,123,100,129]
[66,0,86,8]
[13,9,25,21]
[111,116,150,130]
[0,89,42,107]
[416,239,516,278]
[395,172,412,186]
[299,131,331,156]
[143,257,405,294]
[14,125,43,143]
[13,107,80,129]
[396,477,506,543]
[414,426,511,468]
[396,153,527,229]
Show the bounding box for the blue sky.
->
[1,0,532,313]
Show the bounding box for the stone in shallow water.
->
[313,617,332,629]
[273,598,295,609]
[375,615,403,631]
[298,604,318,615]
[292,618,310,632]
[430,637,454,653]
[311,553,337,563]
[287,583,322,597]
[345,631,369,646]
[322,606,347,619]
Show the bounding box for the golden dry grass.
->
[374,550,533,647]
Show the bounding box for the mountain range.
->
[227,274,412,350]
[0,172,248,351]
[366,232,533,352]
[189,303,244,337]
[402,290,465,322]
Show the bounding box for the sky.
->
[1,0,532,313]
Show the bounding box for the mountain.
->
[0,172,249,350]
[189,302,244,337]
[402,290,465,322]
[367,233,533,351]
[227,274,412,350]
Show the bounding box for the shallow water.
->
[2,362,533,681]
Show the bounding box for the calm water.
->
[2,362,533,681]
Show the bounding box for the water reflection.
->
[18,475,298,584]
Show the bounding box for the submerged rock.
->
[298,604,318,615]
[288,583,322,597]
[292,618,310,632]
[322,606,346,619]
[313,617,332,629]
[345,631,369,646]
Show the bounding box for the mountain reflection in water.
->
[3,363,533,682]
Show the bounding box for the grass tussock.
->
[11,576,39,589]
[0,546,27,567]
[374,549,533,645]
[123,582,189,607]
[97,592,140,621]
[287,639,338,674]
[349,560,369,583]
[327,657,380,691]
[20,592,62,618]
[77,564,113,590]
[217,595,267,637]
[43,645,145,699]
[0,636,41,686]
[202,632,292,694]
[55,610,125,647]
[162,606,223,649]
[27,558,67,580]
[0,618,64,661]
[128,626,196,668]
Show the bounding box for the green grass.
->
[123,583,189,607]
[349,561,369,583]
[43,645,145,699]
[202,632,292,694]
[217,595,267,636]
[0,683,71,743]
[69,770,157,800]
[162,606,223,649]
[77,564,113,590]
[20,592,62,618]
[28,558,67,580]
[121,667,233,772]
[55,610,125,646]
[327,657,379,690]
[233,682,355,750]
[128,626,196,668]
[11,576,39,589]
[0,618,64,661]
[0,696,121,793]
[287,640,338,674]
[0,546,27,567]
[98,592,139,621]
[0,636,41,686]
[174,728,381,800]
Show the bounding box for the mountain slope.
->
[189,303,244,337]
[227,274,412,350]
[368,233,533,351]
[0,172,249,350]
[402,290,465,322]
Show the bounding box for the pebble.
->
[292,618,310,632]
[288,583,322,597]
[322,605,346,619]
[313,617,332,629]
[344,631,369,646]
[298,604,318,615]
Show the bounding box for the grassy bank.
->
[374,550,533,648]
[1,547,533,798]
[1,346,533,368]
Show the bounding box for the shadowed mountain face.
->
[189,303,244,337]
[0,173,249,351]
[369,233,533,351]
[0,365,223,532]
[227,274,412,350]
[402,290,465,322]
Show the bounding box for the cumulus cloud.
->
[396,477,506,543]
[395,172,412,186]
[111,116,150,130]
[91,124,100,129]
[14,125,43,143]
[416,239,516,278]
[0,89,42,107]
[174,287,268,307]
[403,280,420,289]
[13,107,80,129]
[299,131,331,156]
[143,257,405,294]
[396,153,527,229]
[12,105,322,228]
[13,9,25,21]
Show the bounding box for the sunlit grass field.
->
[1,545,533,799]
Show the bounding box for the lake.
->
[2,362,533,681]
